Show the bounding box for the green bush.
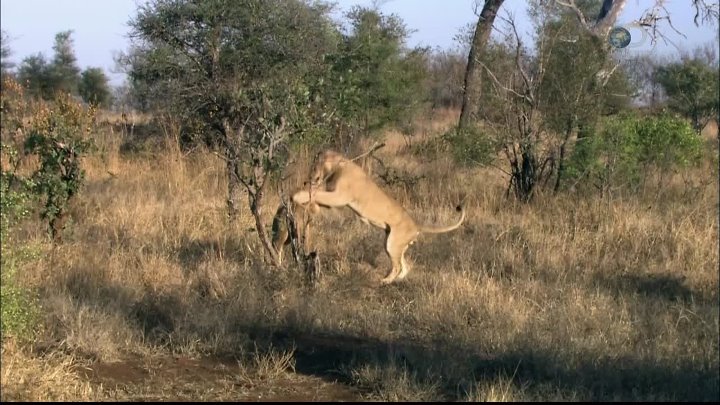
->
[441,126,495,167]
[23,94,95,242]
[322,6,429,146]
[0,77,88,342]
[634,113,704,169]
[0,151,41,343]
[0,251,41,343]
[565,112,703,193]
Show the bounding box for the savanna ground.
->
[1,109,718,401]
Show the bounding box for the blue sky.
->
[1,0,717,86]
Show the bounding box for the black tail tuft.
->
[455,205,462,212]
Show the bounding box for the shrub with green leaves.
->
[441,126,495,167]
[654,57,719,133]
[23,94,95,242]
[0,79,41,341]
[1,77,94,342]
[0,171,41,342]
[565,112,703,194]
[634,113,704,169]
[324,6,429,147]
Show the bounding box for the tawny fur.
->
[290,150,465,284]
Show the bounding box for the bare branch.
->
[349,141,386,162]
[479,62,531,102]
[692,0,720,26]
[267,116,287,162]
[315,141,387,185]
[633,1,687,48]
[597,61,621,87]
[472,0,482,16]
[555,0,590,31]
[628,0,718,48]
[494,12,534,102]
[487,161,513,178]
[513,33,532,100]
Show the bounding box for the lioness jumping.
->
[290,150,466,284]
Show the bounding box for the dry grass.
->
[2,110,718,401]
[0,339,98,402]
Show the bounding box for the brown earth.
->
[80,351,365,402]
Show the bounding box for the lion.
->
[290,150,466,284]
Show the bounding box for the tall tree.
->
[126,0,339,266]
[1,30,14,78]
[49,30,81,96]
[655,57,719,133]
[326,6,428,149]
[472,1,632,201]
[78,67,111,107]
[621,53,670,109]
[535,1,633,192]
[458,0,719,130]
[427,48,467,109]
[458,0,505,129]
[17,53,52,99]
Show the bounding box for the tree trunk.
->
[249,185,281,267]
[511,144,538,202]
[520,149,537,202]
[225,147,242,220]
[691,110,701,134]
[458,0,505,130]
[554,122,574,193]
[50,209,68,243]
[593,0,628,37]
[222,120,243,220]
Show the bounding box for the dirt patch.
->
[80,354,364,402]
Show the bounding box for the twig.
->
[348,141,386,162]
[316,141,387,185]
[210,150,231,162]
[555,0,590,31]
[479,62,530,103]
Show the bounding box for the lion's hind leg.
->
[381,228,415,284]
[395,245,412,280]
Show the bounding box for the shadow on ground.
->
[46,258,718,401]
[261,326,718,401]
[175,236,248,271]
[593,272,702,303]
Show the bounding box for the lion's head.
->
[309,150,345,187]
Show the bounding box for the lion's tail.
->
[420,205,466,234]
